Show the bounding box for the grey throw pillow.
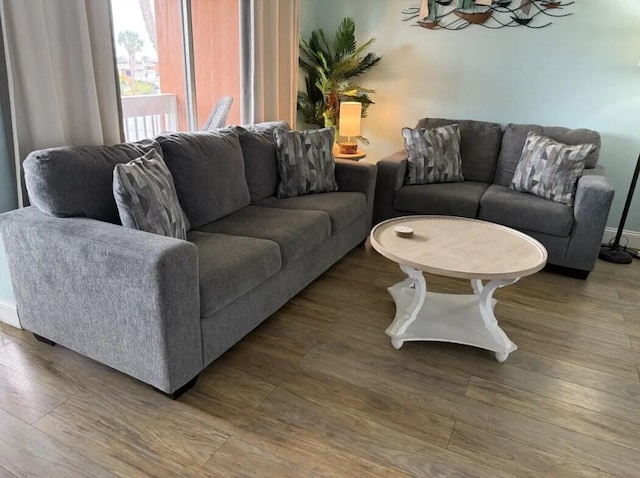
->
[113,149,190,240]
[273,127,338,198]
[403,124,464,185]
[510,132,595,206]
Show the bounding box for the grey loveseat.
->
[373,118,614,278]
[0,122,377,397]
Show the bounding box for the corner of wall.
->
[0,298,19,328]
[0,234,18,327]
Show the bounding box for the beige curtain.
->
[0,0,123,206]
[240,0,299,127]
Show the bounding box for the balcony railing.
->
[121,93,178,142]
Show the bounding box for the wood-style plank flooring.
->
[1,243,639,477]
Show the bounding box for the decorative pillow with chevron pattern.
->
[273,127,338,198]
[403,124,464,185]
[510,132,595,205]
[113,149,190,239]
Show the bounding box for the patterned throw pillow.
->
[510,132,595,206]
[273,127,338,198]
[403,124,464,185]
[113,149,190,240]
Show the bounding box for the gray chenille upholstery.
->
[196,205,331,266]
[0,208,202,393]
[24,139,162,224]
[395,181,489,218]
[187,231,281,318]
[0,124,377,394]
[257,192,367,233]
[156,130,250,228]
[234,121,290,203]
[479,185,574,237]
[374,118,614,276]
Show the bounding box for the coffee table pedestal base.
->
[386,266,517,362]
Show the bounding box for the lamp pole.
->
[599,152,640,264]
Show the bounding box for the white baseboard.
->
[0,299,20,329]
[602,227,640,249]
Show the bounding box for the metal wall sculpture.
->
[402,0,574,30]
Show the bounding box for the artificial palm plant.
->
[298,18,382,140]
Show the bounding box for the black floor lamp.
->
[599,152,640,264]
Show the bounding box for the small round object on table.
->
[393,226,414,238]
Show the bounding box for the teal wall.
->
[300,0,640,232]
[0,88,17,303]
[0,242,14,303]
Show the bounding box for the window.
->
[110,0,241,141]
[191,0,241,128]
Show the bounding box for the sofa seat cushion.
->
[478,184,574,237]
[195,205,331,265]
[188,231,281,317]
[256,192,366,234]
[394,181,489,218]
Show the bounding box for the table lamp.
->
[338,102,362,154]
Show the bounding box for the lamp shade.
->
[339,102,362,138]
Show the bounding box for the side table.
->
[333,150,366,161]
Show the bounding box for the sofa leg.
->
[33,333,56,346]
[154,375,198,400]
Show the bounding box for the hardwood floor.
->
[1,244,639,477]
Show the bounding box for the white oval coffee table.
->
[370,216,548,362]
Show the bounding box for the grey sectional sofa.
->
[373,118,614,278]
[0,122,377,397]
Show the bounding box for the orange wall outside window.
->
[155,0,241,131]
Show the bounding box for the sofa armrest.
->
[373,150,408,225]
[334,159,378,229]
[0,206,202,393]
[564,169,615,271]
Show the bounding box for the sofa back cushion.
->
[414,118,502,184]
[233,121,290,203]
[157,130,250,228]
[24,139,161,223]
[494,124,601,187]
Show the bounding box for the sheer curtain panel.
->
[240,0,299,126]
[0,0,122,206]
